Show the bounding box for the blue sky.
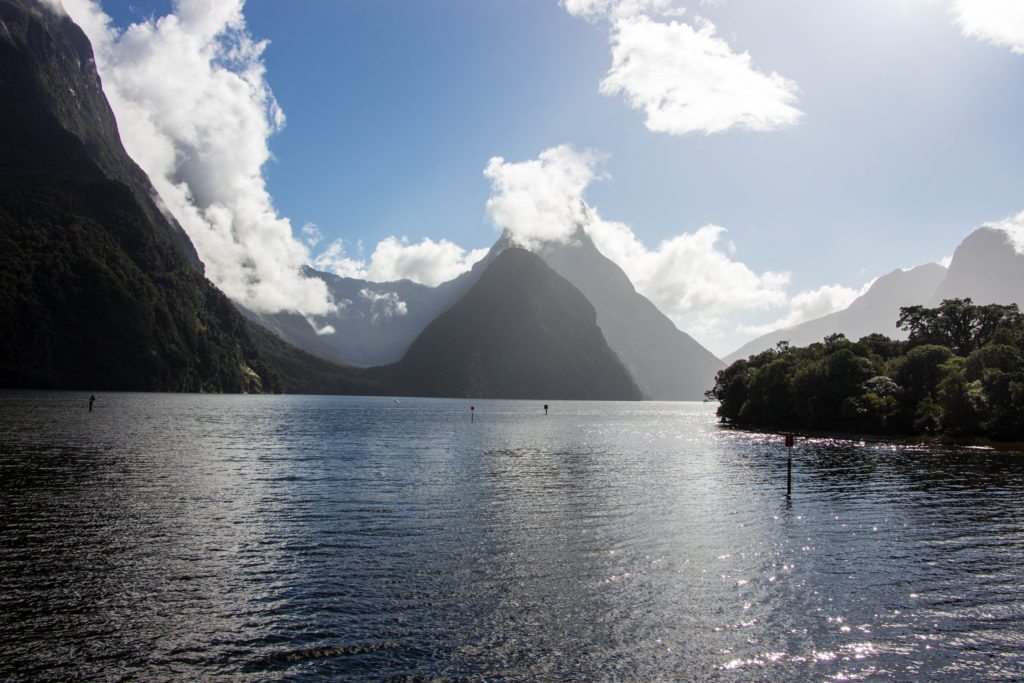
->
[64,0,1024,354]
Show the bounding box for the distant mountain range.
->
[249,228,723,400]
[724,226,1024,363]
[241,235,510,367]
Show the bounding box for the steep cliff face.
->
[367,248,643,400]
[0,0,201,269]
[0,0,277,391]
[537,229,723,400]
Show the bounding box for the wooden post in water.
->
[544,404,548,416]
[470,405,475,423]
[785,433,794,497]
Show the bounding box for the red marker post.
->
[784,433,794,496]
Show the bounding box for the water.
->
[1,392,1023,681]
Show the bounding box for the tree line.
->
[706,299,1024,440]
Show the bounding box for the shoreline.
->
[714,422,1024,454]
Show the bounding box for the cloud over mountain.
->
[737,282,870,338]
[563,1,803,135]
[56,0,335,315]
[989,210,1024,253]
[484,145,602,249]
[484,144,802,347]
[309,232,488,287]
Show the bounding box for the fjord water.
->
[1,393,1022,681]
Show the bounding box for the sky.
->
[50,0,1024,356]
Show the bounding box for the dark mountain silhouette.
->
[366,248,642,400]
[928,227,1024,307]
[0,0,201,271]
[724,263,947,364]
[536,228,723,400]
[0,0,313,391]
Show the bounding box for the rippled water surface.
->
[1,392,1023,680]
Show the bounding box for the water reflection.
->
[1,393,1023,680]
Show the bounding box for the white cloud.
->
[311,321,336,336]
[950,0,1024,55]
[364,237,489,286]
[312,236,488,287]
[484,145,602,249]
[484,145,792,342]
[601,15,803,135]
[58,0,334,315]
[989,210,1024,253]
[301,223,323,248]
[563,1,803,136]
[587,220,790,315]
[311,239,367,280]
[359,289,408,322]
[736,282,868,337]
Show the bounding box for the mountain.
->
[723,263,947,364]
[0,0,284,391]
[928,227,1024,307]
[0,0,202,271]
[366,248,643,400]
[245,235,514,367]
[244,324,393,396]
[259,228,724,400]
[537,229,723,400]
[723,225,1024,365]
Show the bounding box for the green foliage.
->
[709,300,1024,440]
[0,176,281,392]
[898,298,1022,356]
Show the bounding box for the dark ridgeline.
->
[708,299,1024,440]
[0,0,284,391]
[367,248,643,400]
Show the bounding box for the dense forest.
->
[707,299,1024,440]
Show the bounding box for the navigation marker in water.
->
[471,405,475,423]
[785,433,794,497]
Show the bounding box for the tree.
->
[937,358,986,436]
[899,299,1023,356]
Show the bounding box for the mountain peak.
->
[367,247,642,399]
[928,226,1024,307]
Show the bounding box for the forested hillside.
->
[708,299,1024,440]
